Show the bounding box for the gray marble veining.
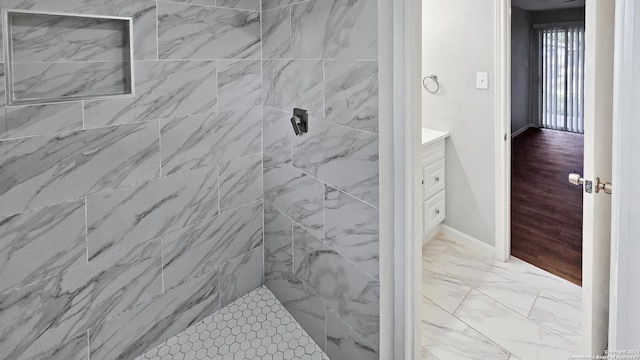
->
[2,0,129,16]
[0,239,162,360]
[83,97,136,129]
[157,1,260,60]
[87,166,219,260]
[266,272,327,349]
[262,60,324,119]
[135,60,217,121]
[0,120,160,218]
[0,199,86,294]
[264,205,293,278]
[325,186,379,279]
[262,6,291,59]
[326,307,379,360]
[325,60,379,133]
[130,0,157,60]
[290,0,377,59]
[10,13,128,62]
[261,0,307,11]
[12,61,129,102]
[294,224,379,350]
[5,102,83,139]
[293,121,379,206]
[217,59,261,111]
[220,247,264,307]
[89,269,221,360]
[264,154,324,240]
[219,154,263,212]
[161,108,261,176]
[263,107,292,164]
[217,0,261,11]
[162,201,263,290]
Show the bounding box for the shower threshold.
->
[136,286,329,360]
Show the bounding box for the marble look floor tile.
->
[422,261,472,314]
[262,60,324,119]
[87,166,219,260]
[290,0,377,59]
[454,290,580,360]
[12,61,128,102]
[162,201,263,290]
[324,60,378,133]
[5,102,83,139]
[0,200,86,294]
[294,224,379,350]
[293,121,379,206]
[89,269,221,360]
[509,355,522,360]
[422,236,451,262]
[217,60,261,111]
[264,154,324,240]
[135,60,217,121]
[528,292,582,347]
[430,243,539,317]
[0,121,160,218]
[326,307,378,360]
[490,256,582,311]
[325,185,379,279]
[161,108,261,176]
[83,97,136,128]
[262,6,291,59]
[219,154,263,212]
[421,298,510,360]
[220,247,263,307]
[421,348,439,360]
[263,107,292,164]
[157,2,260,60]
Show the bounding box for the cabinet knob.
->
[435,176,440,182]
[435,208,440,215]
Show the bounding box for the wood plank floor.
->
[511,128,583,286]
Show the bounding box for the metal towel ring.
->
[423,74,440,94]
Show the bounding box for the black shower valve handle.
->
[290,108,308,136]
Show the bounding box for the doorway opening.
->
[510,4,586,286]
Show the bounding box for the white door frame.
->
[384,0,422,358]
[495,0,620,355]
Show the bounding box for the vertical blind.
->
[536,25,585,134]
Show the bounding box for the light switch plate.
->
[476,72,489,90]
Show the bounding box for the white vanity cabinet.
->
[422,128,449,243]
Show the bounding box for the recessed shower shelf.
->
[3,10,134,106]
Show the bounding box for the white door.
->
[582,0,615,355]
[609,0,640,350]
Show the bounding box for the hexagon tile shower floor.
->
[136,286,329,360]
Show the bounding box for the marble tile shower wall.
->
[0,1,264,359]
[261,0,380,359]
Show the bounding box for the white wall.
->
[511,7,532,135]
[422,0,497,245]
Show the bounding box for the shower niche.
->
[3,10,134,106]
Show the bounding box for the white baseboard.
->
[440,224,495,257]
[511,124,533,138]
[422,225,441,246]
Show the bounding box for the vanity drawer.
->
[423,190,446,234]
[421,139,445,167]
[423,159,445,200]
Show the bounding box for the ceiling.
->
[512,0,586,11]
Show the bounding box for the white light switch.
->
[476,72,489,90]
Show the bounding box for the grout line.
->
[160,0,261,13]
[158,119,162,176]
[84,196,89,263]
[160,236,165,294]
[86,329,90,360]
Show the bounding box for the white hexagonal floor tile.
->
[135,286,329,360]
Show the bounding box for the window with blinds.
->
[536,25,585,134]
